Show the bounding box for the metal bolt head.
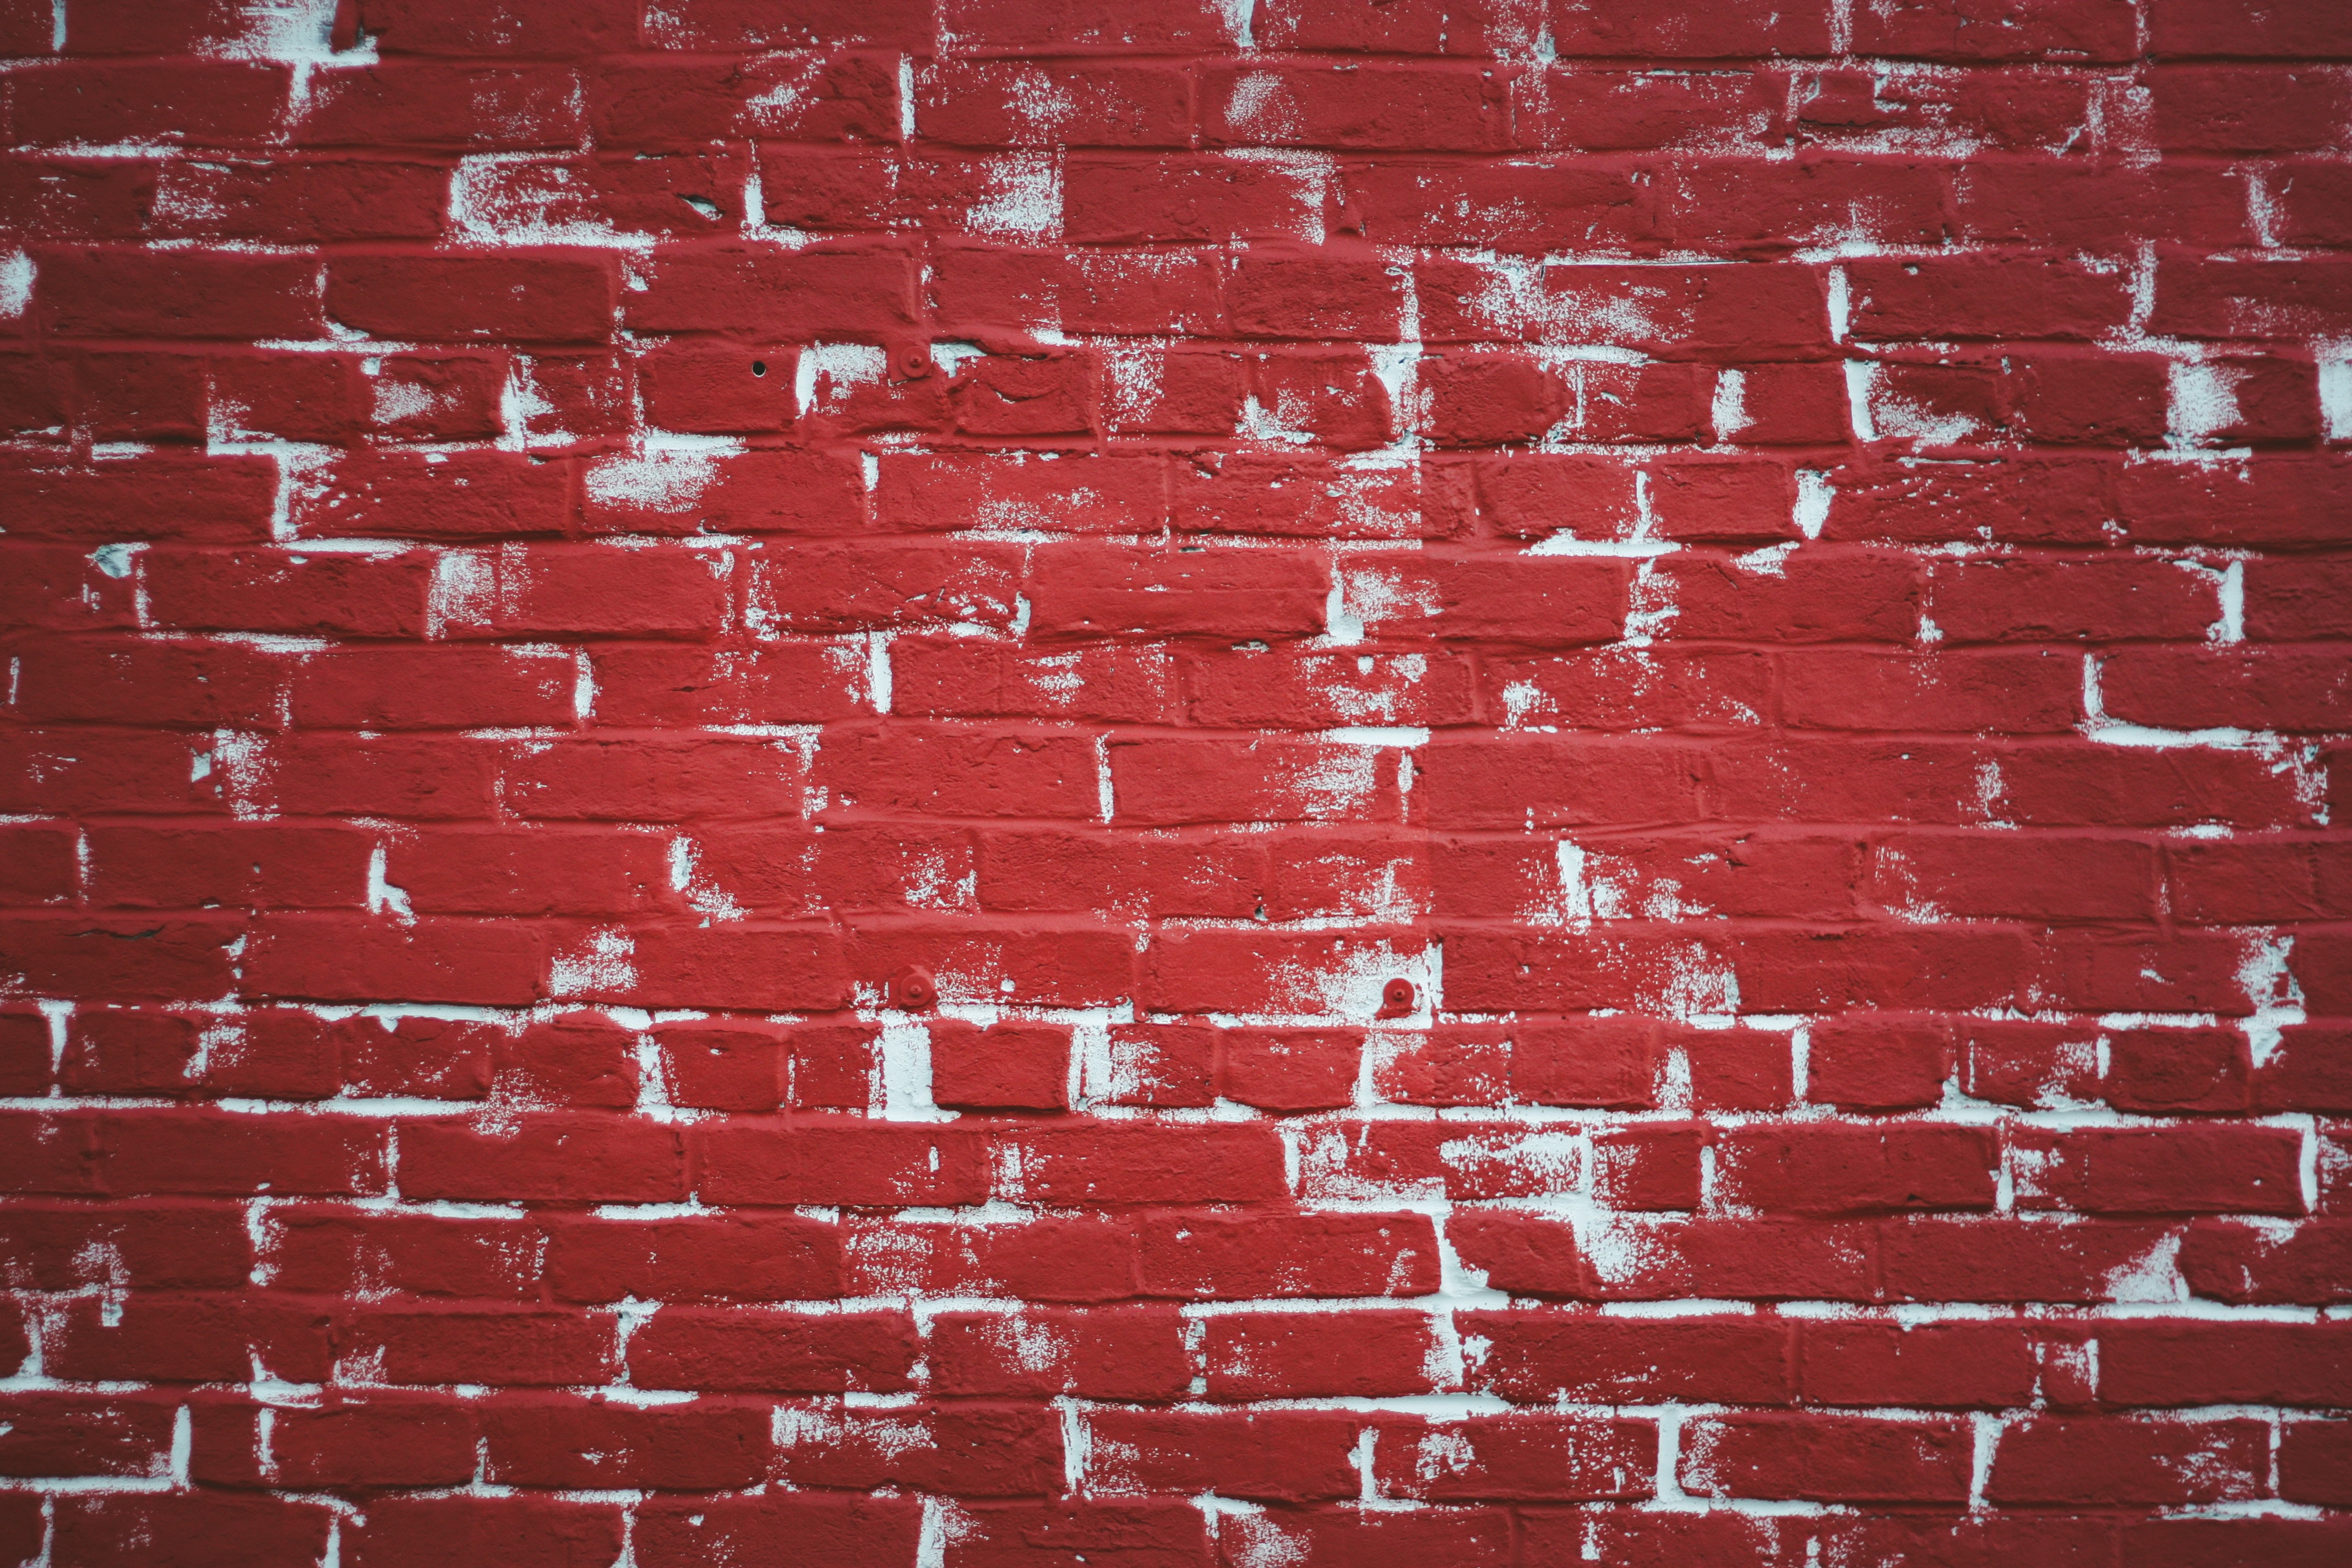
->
[889,967,937,1010]
[1378,978,1417,1017]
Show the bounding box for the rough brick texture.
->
[2,0,2349,1560]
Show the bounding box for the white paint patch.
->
[1710,368,1751,439]
[211,731,279,820]
[965,154,1064,241]
[1281,744,1384,820]
[428,551,498,636]
[2168,361,2244,448]
[668,836,748,923]
[449,156,635,250]
[366,844,415,924]
[877,1020,950,1122]
[1794,470,1834,538]
[1843,360,1880,442]
[2237,932,2305,1070]
[799,342,892,416]
[1871,383,1983,445]
[1464,257,1673,346]
[203,0,347,62]
[548,928,636,997]
[2319,353,2352,442]
[2103,1232,2188,1304]
[582,447,728,514]
[1223,72,1300,141]
[1103,348,1168,429]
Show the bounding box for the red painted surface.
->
[3,0,2350,1560]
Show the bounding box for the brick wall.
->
[3,0,2350,1561]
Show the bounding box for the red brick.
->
[340,1307,616,1386]
[546,1213,840,1302]
[775,1402,1062,1496]
[1859,0,2135,58]
[2104,648,2352,733]
[2154,254,2352,340]
[399,1116,685,1204]
[1714,1124,1995,1215]
[629,1306,919,1393]
[945,1502,1210,1568]
[0,1202,248,1289]
[2101,1322,2352,1407]
[290,450,574,540]
[325,253,616,342]
[1418,257,1832,355]
[916,61,1190,146]
[1371,1414,1653,1501]
[480,1394,771,1489]
[1684,1414,1974,1504]
[39,247,320,338]
[842,1215,1141,1302]
[265,1400,480,1488]
[1876,831,2158,920]
[931,1020,1071,1110]
[1799,1322,2041,1407]
[347,1498,625,1568]
[1140,1211,1439,1297]
[269,1207,539,1298]
[52,1495,334,1568]
[1222,1507,1512,1566]
[2260,1025,2352,1113]
[2014,1125,2305,1215]
[1661,548,1923,643]
[752,542,1022,632]
[241,916,546,1005]
[2154,65,2352,152]
[1851,255,2132,341]
[1464,1313,1794,1403]
[1202,1310,1438,1398]
[1062,153,1324,243]
[1218,1028,1358,1110]
[295,63,585,147]
[356,0,639,55]
[1664,157,1950,254]
[1593,1124,1705,1210]
[17,636,285,728]
[1298,1119,1582,1201]
[927,1306,1187,1399]
[292,646,575,728]
[1083,1409,1361,1502]
[628,243,916,338]
[0,1012,50,1096]
[2122,1519,2352,1568]
[46,1293,329,1383]
[1784,650,2080,732]
[1028,544,1329,638]
[141,547,433,636]
[1990,1418,2268,1506]
[636,1496,922,1568]
[696,1125,989,1207]
[591,643,867,726]
[1206,63,1510,151]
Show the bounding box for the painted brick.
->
[0,6,2338,1544]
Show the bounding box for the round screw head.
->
[889,967,937,1010]
[1379,978,1417,1016]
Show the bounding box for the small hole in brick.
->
[751,361,767,377]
